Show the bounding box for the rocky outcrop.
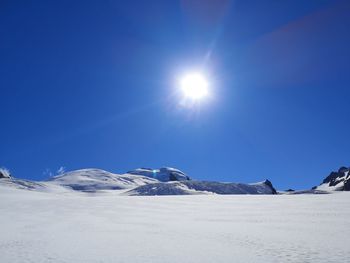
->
[263,180,277,194]
[0,166,278,196]
[285,189,295,192]
[0,168,11,179]
[317,166,350,191]
[126,179,277,196]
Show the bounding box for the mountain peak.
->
[317,166,350,191]
[126,167,190,182]
[0,168,11,179]
[48,168,159,192]
[263,179,277,194]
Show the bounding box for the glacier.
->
[0,185,349,263]
[1,167,350,262]
[0,168,277,195]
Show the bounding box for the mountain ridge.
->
[316,166,350,191]
[2,165,350,195]
[0,167,277,195]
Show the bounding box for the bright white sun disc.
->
[180,73,209,100]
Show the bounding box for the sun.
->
[180,72,209,100]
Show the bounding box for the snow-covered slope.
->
[0,168,160,193]
[0,168,277,195]
[47,168,159,192]
[316,166,350,191]
[0,168,11,179]
[0,186,349,263]
[0,178,49,191]
[127,167,190,182]
[126,180,277,196]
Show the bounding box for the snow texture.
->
[127,180,276,196]
[0,186,349,263]
[0,168,11,179]
[127,167,190,182]
[47,169,159,192]
[0,169,277,195]
[316,166,350,191]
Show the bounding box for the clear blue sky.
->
[1,0,349,190]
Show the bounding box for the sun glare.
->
[180,72,209,100]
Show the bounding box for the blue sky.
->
[1,0,350,190]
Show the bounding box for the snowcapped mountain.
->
[127,167,190,182]
[0,167,277,195]
[0,177,48,191]
[47,168,159,192]
[0,168,11,179]
[126,180,277,196]
[316,166,350,191]
[0,168,49,191]
[0,168,158,192]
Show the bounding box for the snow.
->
[0,168,11,179]
[316,182,344,191]
[0,169,159,193]
[0,169,277,195]
[127,180,276,196]
[0,186,349,263]
[316,168,350,192]
[316,172,350,192]
[47,169,159,192]
[127,167,189,182]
